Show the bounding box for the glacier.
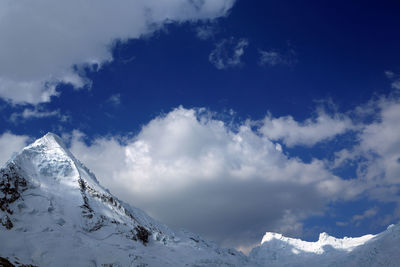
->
[0,133,399,266]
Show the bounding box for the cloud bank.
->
[66,93,400,249]
[0,0,235,104]
[69,107,350,248]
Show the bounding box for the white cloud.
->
[69,107,349,248]
[260,109,355,147]
[209,38,249,69]
[333,95,400,204]
[67,95,400,246]
[0,0,235,104]
[0,77,61,104]
[0,132,29,167]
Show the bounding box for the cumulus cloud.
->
[209,38,249,69]
[0,0,235,104]
[67,95,400,247]
[331,94,400,208]
[260,109,355,147]
[0,132,29,167]
[259,91,400,225]
[69,107,350,248]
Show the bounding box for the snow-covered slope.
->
[250,224,400,266]
[0,133,247,266]
[1,133,400,266]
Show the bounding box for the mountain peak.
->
[0,134,250,266]
[28,132,68,153]
[42,132,64,144]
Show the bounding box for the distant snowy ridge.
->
[1,133,400,266]
[250,224,400,266]
[260,231,375,254]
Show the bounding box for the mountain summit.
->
[1,133,400,266]
[0,133,246,266]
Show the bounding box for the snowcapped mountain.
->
[1,133,399,266]
[0,133,247,266]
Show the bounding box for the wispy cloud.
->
[209,38,249,70]
[385,70,400,90]
[351,207,378,225]
[107,93,121,107]
[336,207,379,227]
[258,48,296,67]
[196,24,219,40]
[9,107,69,123]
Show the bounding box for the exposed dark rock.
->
[0,164,28,230]
[0,257,15,267]
[190,237,200,243]
[78,179,109,232]
[78,175,156,243]
[78,178,94,217]
[78,178,144,234]
[135,226,151,245]
[0,216,13,230]
[0,257,36,267]
[0,164,28,215]
[88,222,104,232]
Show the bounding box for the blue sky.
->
[1,0,400,251]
